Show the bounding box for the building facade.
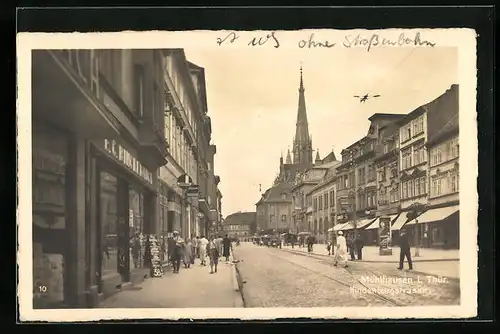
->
[31,48,222,309]
[222,212,256,240]
[371,118,405,245]
[334,115,407,242]
[414,84,459,249]
[308,156,341,243]
[32,49,168,308]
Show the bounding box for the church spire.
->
[286,148,292,164]
[293,63,313,166]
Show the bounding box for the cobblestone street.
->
[234,243,460,307]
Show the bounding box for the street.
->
[234,242,460,307]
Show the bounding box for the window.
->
[313,198,318,212]
[408,179,414,198]
[451,174,459,192]
[318,196,323,211]
[134,64,145,118]
[164,101,171,145]
[402,148,412,170]
[402,181,408,199]
[269,214,275,222]
[368,164,376,181]
[324,193,328,209]
[383,142,389,154]
[358,167,366,184]
[401,124,412,142]
[329,190,335,207]
[431,179,443,197]
[420,176,426,195]
[367,192,376,207]
[450,138,459,160]
[378,167,386,182]
[431,147,442,166]
[281,214,287,222]
[413,116,424,136]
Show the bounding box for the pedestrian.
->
[215,235,224,258]
[130,232,141,268]
[222,234,232,262]
[333,231,348,268]
[326,241,332,255]
[347,233,356,261]
[397,228,413,270]
[307,235,314,253]
[198,235,208,266]
[207,236,219,274]
[183,239,193,268]
[195,236,200,258]
[171,231,184,274]
[355,233,364,260]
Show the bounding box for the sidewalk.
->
[98,256,243,308]
[282,244,459,262]
[280,244,460,279]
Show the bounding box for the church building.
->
[255,66,315,234]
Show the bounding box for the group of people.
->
[170,231,233,275]
[329,229,413,270]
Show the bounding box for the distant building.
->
[222,212,256,240]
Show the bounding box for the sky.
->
[183,45,457,218]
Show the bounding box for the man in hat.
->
[171,231,184,273]
[397,228,413,270]
[333,231,348,268]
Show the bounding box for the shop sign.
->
[186,185,199,198]
[104,139,153,185]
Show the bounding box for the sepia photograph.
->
[17,29,478,321]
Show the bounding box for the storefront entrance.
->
[93,140,156,296]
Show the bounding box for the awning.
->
[406,205,459,225]
[366,214,398,230]
[391,213,409,231]
[340,218,375,231]
[333,223,349,231]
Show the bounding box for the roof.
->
[427,85,459,146]
[223,212,256,226]
[322,151,337,163]
[258,182,295,204]
[368,113,406,122]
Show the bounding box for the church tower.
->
[292,65,313,167]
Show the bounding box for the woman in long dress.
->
[183,239,193,268]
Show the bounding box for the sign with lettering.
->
[186,185,199,198]
[147,235,164,278]
[104,139,153,185]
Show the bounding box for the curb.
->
[230,250,246,308]
[280,247,459,263]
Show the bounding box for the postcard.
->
[17,28,477,321]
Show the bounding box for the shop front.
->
[90,138,158,300]
[405,205,459,249]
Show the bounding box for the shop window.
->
[99,172,119,279]
[32,130,68,308]
[129,186,145,270]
